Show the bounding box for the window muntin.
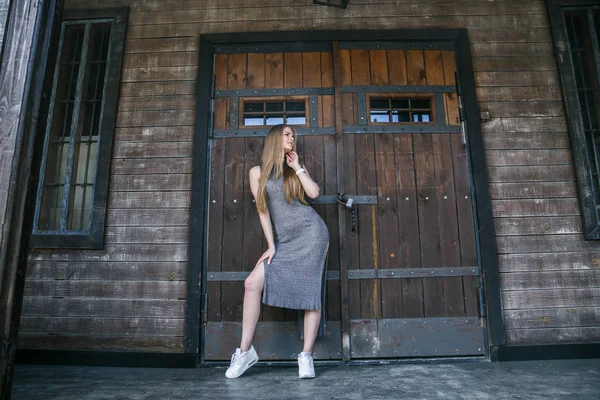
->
[368,95,433,124]
[241,98,308,127]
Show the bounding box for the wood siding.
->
[19,0,600,352]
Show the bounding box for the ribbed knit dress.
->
[262,172,329,311]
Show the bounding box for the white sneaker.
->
[298,352,315,379]
[225,346,259,379]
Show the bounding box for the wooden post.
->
[0,0,63,398]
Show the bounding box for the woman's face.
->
[282,126,295,153]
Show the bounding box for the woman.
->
[225,124,329,379]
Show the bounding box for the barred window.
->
[241,98,308,127]
[31,9,127,248]
[549,1,600,239]
[369,96,433,124]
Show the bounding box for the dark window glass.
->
[242,99,307,127]
[370,96,433,124]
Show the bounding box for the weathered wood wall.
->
[18,0,600,353]
[0,0,9,52]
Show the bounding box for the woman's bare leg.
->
[302,309,321,353]
[240,262,265,352]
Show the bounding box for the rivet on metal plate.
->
[212,200,216,203]
[478,348,482,352]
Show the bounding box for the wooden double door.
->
[203,41,486,361]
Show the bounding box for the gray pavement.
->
[11,359,600,399]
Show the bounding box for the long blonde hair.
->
[256,125,308,213]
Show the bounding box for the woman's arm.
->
[250,166,276,265]
[285,151,320,199]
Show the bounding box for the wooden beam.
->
[0,0,63,397]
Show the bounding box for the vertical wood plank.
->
[350,49,370,85]
[433,134,465,317]
[374,134,403,319]
[451,133,480,317]
[387,50,407,86]
[302,52,321,87]
[369,49,389,86]
[413,134,444,317]
[321,52,334,87]
[227,53,247,90]
[394,136,424,318]
[214,54,228,90]
[284,52,303,88]
[207,138,225,321]
[442,51,460,125]
[266,52,283,89]
[246,53,265,89]
[405,50,426,85]
[424,50,445,86]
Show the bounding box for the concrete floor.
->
[11,359,600,400]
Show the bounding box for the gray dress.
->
[262,172,329,311]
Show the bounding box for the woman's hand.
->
[285,151,301,171]
[257,247,276,266]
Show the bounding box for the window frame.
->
[367,93,436,126]
[29,8,128,249]
[548,0,600,239]
[239,96,310,128]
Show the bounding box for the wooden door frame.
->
[189,29,505,365]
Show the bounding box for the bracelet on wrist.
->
[295,168,305,176]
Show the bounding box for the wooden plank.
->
[108,191,190,209]
[487,166,574,183]
[450,133,479,317]
[387,50,407,86]
[106,208,189,227]
[113,142,192,158]
[19,316,184,336]
[18,335,184,352]
[504,307,600,330]
[473,56,557,72]
[441,50,456,85]
[125,3,548,26]
[122,51,197,68]
[374,134,402,319]
[476,87,562,102]
[506,327,600,344]
[265,52,283,88]
[111,158,193,175]
[350,49,370,86]
[109,174,191,192]
[468,28,552,43]
[491,199,580,217]
[489,182,577,199]
[483,133,570,150]
[227,52,247,89]
[121,66,197,82]
[24,280,186,299]
[120,81,196,97]
[494,216,582,236]
[394,135,423,318]
[21,298,186,318]
[246,52,265,89]
[125,37,197,53]
[501,270,600,291]
[413,134,444,317]
[424,50,444,85]
[124,15,551,39]
[207,137,225,322]
[405,50,426,85]
[221,138,245,321]
[302,52,321,87]
[115,110,196,128]
[475,71,559,87]
[369,49,388,86]
[433,134,464,317]
[28,244,188,262]
[503,288,600,310]
[481,101,566,118]
[118,95,196,112]
[471,42,553,57]
[214,53,228,90]
[499,252,600,273]
[284,52,303,88]
[115,126,194,142]
[497,235,599,254]
[25,261,187,281]
[105,226,188,243]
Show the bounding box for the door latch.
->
[337,193,357,236]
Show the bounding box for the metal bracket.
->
[308,195,378,205]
